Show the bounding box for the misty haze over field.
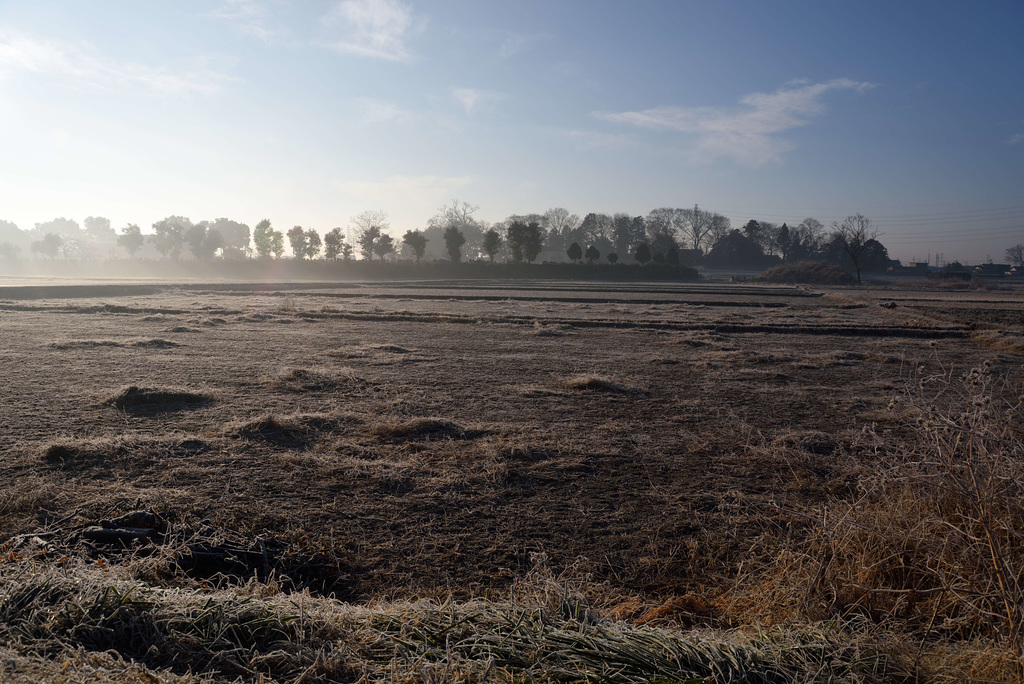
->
[4,4,1024,681]
[1,1,1022,267]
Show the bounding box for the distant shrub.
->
[758,261,856,285]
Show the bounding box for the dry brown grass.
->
[50,338,180,349]
[265,366,363,392]
[103,385,212,410]
[366,417,473,441]
[759,261,857,286]
[41,435,211,468]
[560,374,639,394]
[228,410,362,448]
[2,280,1023,681]
[727,363,1024,680]
[970,330,1024,355]
[0,554,915,683]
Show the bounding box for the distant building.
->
[887,261,931,277]
[974,263,1012,277]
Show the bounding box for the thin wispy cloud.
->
[350,96,415,123]
[499,32,544,58]
[208,0,287,43]
[0,27,232,94]
[451,87,505,115]
[1007,133,1024,146]
[596,78,874,166]
[320,0,415,62]
[558,128,638,150]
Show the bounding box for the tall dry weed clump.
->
[740,361,1024,675]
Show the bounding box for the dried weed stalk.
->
[740,360,1024,678]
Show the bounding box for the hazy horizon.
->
[1,0,1022,264]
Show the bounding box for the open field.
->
[1,280,1023,682]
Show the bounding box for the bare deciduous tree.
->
[1005,244,1024,268]
[831,213,881,285]
[707,213,732,252]
[544,207,581,251]
[350,210,390,261]
[676,205,714,253]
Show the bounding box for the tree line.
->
[0,201,945,282]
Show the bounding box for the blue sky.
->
[1,0,1022,263]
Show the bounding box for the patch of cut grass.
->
[104,385,212,411]
[50,338,180,350]
[561,375,638,394]
[267,367,362,392]
[41,435,209,469]
[329,343,417,359]
[531,321,570,337]
[0,557,913,684]
[229,411,361,449]
[970,330,1024,354]
[367,417,473,441]
[516,385,569,398]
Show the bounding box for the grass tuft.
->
[367,417,472,441]
[267,367,362,392]
[561,375,637,394]
[970,330,1024,355]
[0,557,912,683]
[229,411,362,448]
[50,338,180,350]
[104,386,212,411]
[40,435,209,469]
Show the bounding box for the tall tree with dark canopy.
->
[402,229,428,261]
[704,229,775,269]
[270,230,285,259]
[287,226,308,260]
[629,216,647,254]
[303,229,321,259]
[634,243,651,265]
[481,228,501,262]
[324,227,345,260]
[83,216,115,241]
[566,242,583,263]
[612,213,633,258]
[211,218,250,257]
[585,244,600,264]
[506,221,545,262]
[117,224,145,258]
[31,233,63,259]
[372,233,394,261]
[443,226,466,262]
[665,244,680,267]
[777,223,791,262]
[185,222,222,260]
[151,216,189,259]
[253,219,275,258]
[357,226,381,261]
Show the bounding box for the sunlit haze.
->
[1,0,1022,263]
